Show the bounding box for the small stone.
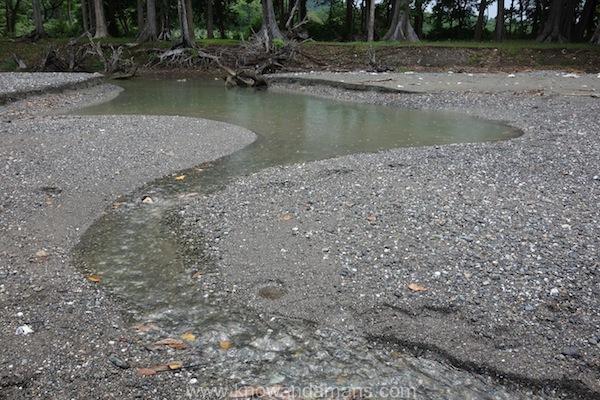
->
[109,355,130,369]
[550,287,560,296]
[561,346,580,358]
[142,196,154,204]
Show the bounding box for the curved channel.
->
[73,79,542,399]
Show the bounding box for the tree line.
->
[2,0,600,45]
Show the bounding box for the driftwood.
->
[148,47,268,88]
[36,33,137,78]
[11,53,27,70]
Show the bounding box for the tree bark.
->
[474,0,488,40]
[137,0,145,31]
[138,0,158,41]
[177,0,195,46]
[299,0,307,20]
[383,0,418,41]
[274,0,284,23]
[67,0,72,24]
[93,0,109,37]
[185,0,194,35]
[495,0,504,40]
[158,0,171,40]
[536,0,565,42]
[80,0,89,32]
[591,21,600,45]
[105,1,120,36]
[32,0,46,38]
[560,0,577,41]
[5,0,20,37]
[576,0,596,41]
[345,0,353,40]
[413,0,424,38]
[206,0,214,38]
[367,0,375,41]
[258,0,284,47]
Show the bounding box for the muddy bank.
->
[181,78,600,397]
[0,81,256,398]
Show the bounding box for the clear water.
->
[73,80,549,399]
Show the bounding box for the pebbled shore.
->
[0,72,104,104]
[182,78,600,397]
[0,79,256,398]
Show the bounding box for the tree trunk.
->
[413,0,424,38]
[93,0,109,37]
[576,0,596,41]
[591,21,600,45]
[299,0,306,20]
[508,0,515,36]
[185,0,194,35]
[495,0,504,40]
[536,0,565,42]
[206,0,214,38]
[105,1,120,36]
[345,0,353,40]
[366,0,375,41]
[137,0,145,31]
[32,0,46,38]
[258,0,284,47]
[558,0,576,41]
[177,0,195,46]
[158,0,171,40]
[274,0,284,23]
[138,0,158,41]
[80,0,89,32]
[474,0,487,40]
[214,0,226,38]
[67,0,72,24]
[383,0,418,41]
[5,0,20,37]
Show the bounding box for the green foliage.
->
[272,37,285,48]
[0,0,598,46]
[0,57,18,71]
[230,0,262,40]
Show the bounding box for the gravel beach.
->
[0,74,256,398]
[0,72,104,104]
[1,71,599,399]
[182,75,600,397]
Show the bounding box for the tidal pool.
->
[73,80,546,399]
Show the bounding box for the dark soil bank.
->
[181,82,600,397]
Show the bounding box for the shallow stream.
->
[73,80,552,399]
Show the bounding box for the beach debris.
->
[219,339,234,350]
[180,331,196,342]
[132,322,159,333]
[279,212,294,221]
[175,175,186,181]
[152,338,188,350]
[142,196,154,204]
[15,325,34,335]
[86,274,102,283]
[33,249,49,262]
[136,361,183,376]
[408,283,428,292]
